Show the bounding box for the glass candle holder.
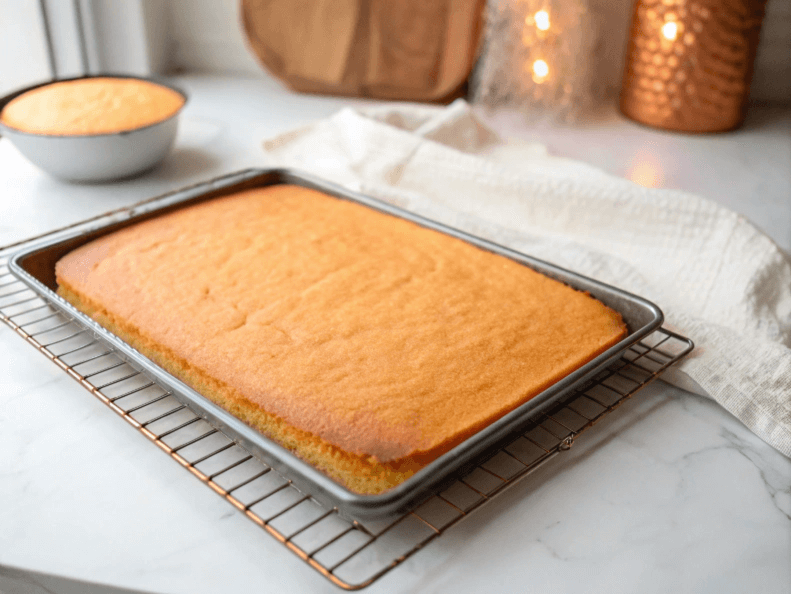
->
[620,0,767,133]
[471,0,600,122]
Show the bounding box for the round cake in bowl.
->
[0,76,187,182]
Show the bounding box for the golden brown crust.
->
[56,281,423,494]
[55,185,627,494]
[0,77,184,135]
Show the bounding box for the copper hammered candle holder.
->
[620,0,767,133]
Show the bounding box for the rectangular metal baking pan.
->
[8,168,664,520]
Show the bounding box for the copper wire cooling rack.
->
[0,229,693,590]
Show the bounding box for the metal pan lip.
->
[8,167,664,519]
[0,73,188,138]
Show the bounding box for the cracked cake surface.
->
[55,184,627,494]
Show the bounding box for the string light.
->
[534,10,550,31]
[532,59,549,82]
[527,8,550,83]
[661,21,678,41]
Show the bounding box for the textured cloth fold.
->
[263,99,791,458]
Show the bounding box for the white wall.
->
[158,0,791,104]
[164,0,261,75]
[0,1,51,95]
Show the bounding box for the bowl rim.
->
[0,74,188,139]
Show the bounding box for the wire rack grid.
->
[0,241,693,590]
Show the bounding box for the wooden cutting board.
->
[241,0,485,102]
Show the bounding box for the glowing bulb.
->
[532,59,549,81]
[535,10,550,31]
[661,21,678,40]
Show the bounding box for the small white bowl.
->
[0,75,187,182]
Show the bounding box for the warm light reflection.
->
[628,159,663,188]
[532,59,549,82]
[535,10,550,31]
[661,21,678,41]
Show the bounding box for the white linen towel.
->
[262,100,791,458]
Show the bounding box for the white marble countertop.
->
[1,74,789,594]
